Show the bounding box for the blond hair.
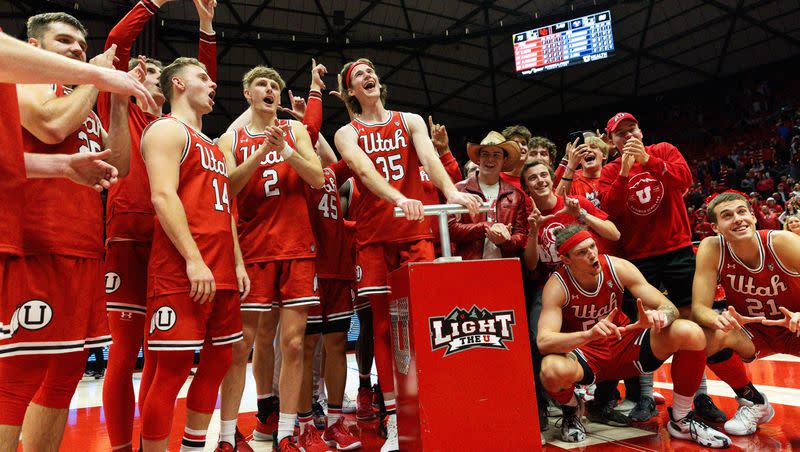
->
[242,66,285,91]
[159,57,207,103]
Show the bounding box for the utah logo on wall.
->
[429,305,515,356]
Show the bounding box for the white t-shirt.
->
[479,180,502,259]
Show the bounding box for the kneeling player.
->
[693,191,800,435]
[538,225,730,448]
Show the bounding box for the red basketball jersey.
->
[99,97,158,242]
[552,254,630,333]
[0,82,25,257]
[717,230,800,319]
[232,123,316,263]
[348,111,433,246]
[21,85,104,258]
[146,117,237,296]
[308,160,355,280]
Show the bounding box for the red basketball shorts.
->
[0,255,26,342]
[355,240,434,297]
[307,279,354,335]
[741,323,800,360]
[573,328,652,384]
[145,289,243,351]
[105,240,150,316]
[242,258,319,311]
[0,255,109,358]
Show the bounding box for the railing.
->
[393,202,493,260]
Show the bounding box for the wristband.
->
[562,177,573,182]
[280,143,294,160]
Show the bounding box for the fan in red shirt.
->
[556,134,610,208]
[217,65,325,452]
[333,58,481,452]
[139,58,246,452]
[694,191,800,436]
[96,2,220,450]
[498,125,532,192]
[521,160,620,286]
[598,112,726,422]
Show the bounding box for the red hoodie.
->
[598,142,693,260]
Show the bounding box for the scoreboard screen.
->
[513,10,615,75]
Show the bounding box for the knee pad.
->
[31,352,86,409]
[0,356,48,425]
[186,345,232,414]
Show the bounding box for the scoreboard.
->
[513,10,615,75]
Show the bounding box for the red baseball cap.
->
[605,112,638,135]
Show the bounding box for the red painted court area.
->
[53,355,800,451]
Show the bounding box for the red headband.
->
[557,230,593,256]
[345,62,370,90]
[705,189,749,205]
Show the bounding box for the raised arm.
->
[99,93,132,176]
[105,0,171,68]
[286,121,325,188]
[193,0,218,82]
[17,47,119,144]
[143,119,215,303]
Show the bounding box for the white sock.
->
[258,392,275,400]
[180,427,206,452]
[278,412,297,442]
[672,393,694,420]
[219,419,236,446]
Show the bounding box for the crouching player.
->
[537,225,730,448]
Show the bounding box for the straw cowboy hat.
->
[466,131,521,172]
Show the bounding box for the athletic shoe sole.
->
[667,421,730,449]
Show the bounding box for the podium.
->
[388,258,541,451]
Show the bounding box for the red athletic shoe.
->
[356,387,375,420]
[298,426,332,452]
[235,428,254,452]
[272,436,303,452]
[323,418,363,450]
[253,411,279,441]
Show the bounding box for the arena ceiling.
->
[2,0,799,137]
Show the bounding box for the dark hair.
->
[554,224,589,253]
[707,192,749,223]
[27,12,87,40]
[528,136,557,162]
[519,158,553,191]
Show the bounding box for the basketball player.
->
[693,191,800,435]
[98,1,218,450]
[216,65,324,452]
[333,58,481,451]
[302,159,362,450]
[139,57,246,452]
[538,225,731,448]
[0,22,154,452]
[0,12,133,452]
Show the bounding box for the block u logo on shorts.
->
[149,306,177,334]
[9,299,53,334]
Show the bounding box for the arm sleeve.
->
[581,197,608,220]
[303,90,322,147]
[98,0,157,126]
[330,159,354,189]
[440,151,463,184]
[197,31,217,83]
[642,143,693,190]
